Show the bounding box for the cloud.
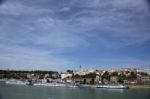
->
[0,2,29,15]
[0,44,73,71]
[67,0,150,48]
[0,0,149,43]
[0,1,52,16]
[96,57,150,65]
[0,0,150,70]
[59,7,70,12]
[110,0,148,10]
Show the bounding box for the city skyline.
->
[0,0,150,71]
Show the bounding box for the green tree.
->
[129,72,137,81]
[102,71,110,81]
[72,74,81,78]
[83,79,86,84]
[126,72,137,81]
[82,73,97,78]
[90,78,95,84]
[39,74,44,79]
[66,70,73,73]
[111,72,118,76]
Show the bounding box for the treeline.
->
[101,71,137,83]
[0,70,58,79]
[72,71,138,84]
[72,73,97,79]
[0,70,58,74]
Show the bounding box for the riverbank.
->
[0,79,7,82]
[1,79,150,89]
[129,85,150,89]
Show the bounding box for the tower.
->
[80,65,82,71]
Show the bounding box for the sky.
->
[0,0,150,71]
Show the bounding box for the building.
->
[61,72,72,79]
[141,76,150,85]
[73,78,95,84]
[52,73,60,79]
[144,69,150,75]
[110,76,118,83]
[74,70,89,76]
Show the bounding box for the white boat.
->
[97,84,129,89]
[66,84,78,88]
[34,83,65,87]
[5,79,28,85]
[34,83,78,88]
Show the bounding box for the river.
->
[0,82,150,99]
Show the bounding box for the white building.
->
[144,69,150,75]
[137,68,150,75]
[61,73,72,79]
[74,70,89,76]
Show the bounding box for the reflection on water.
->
[106,89,125,93]
[0,82,150,99]
[48,98,54,99]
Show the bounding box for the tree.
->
[72,74,81,78]
[83,79,86,84]
[19,73,27,79]
[90,78,95,85]
[118,76,124,83]
[39,74,44,79]
[111,72,118,76]
[66,70,73,73]
[127,72,137,81]
[141,72,148,76]
[102,71,110,81]
[82,73,97,78]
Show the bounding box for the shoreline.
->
[1,79,150,89]
[129,85,150,89]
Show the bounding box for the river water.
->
[0,82,150,99]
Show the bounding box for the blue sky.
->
[0,0,150,71]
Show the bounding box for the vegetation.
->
[127,72,137,81]
[0,69,148,85]
[117,74,126,83]
[102,71,110,81]
[111,72,118,76]
[90,78,95,84]
[82,73,97,78]
[66,70,73,73]
[0,70,58,79]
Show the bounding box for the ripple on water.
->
[48,98,54,99]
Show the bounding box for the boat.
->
[34,83,65,87]
[34,83,78,88]
[76,84,92,88]
[5,79,28,85]
[66,84,78,88]
[97,84,129,89]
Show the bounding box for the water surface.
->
[0,82,150,99]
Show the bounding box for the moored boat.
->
[76,84,92,88]
[5,79,29,85]
[97,84,129,89]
